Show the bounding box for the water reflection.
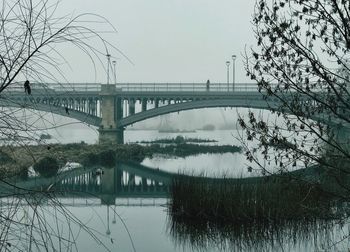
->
[168,213,349,252]
[1,163,350,251]
[55,162,172,205]
[0,162,173,252]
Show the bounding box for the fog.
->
[53,0,256,84]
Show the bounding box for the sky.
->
[57,0,257,84]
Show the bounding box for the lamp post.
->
[232,55,236,91]
[112,205,116,224]
[226,61,231,91]
[106,54,111,85]
[106,206,111,235]
[112,60,117,84]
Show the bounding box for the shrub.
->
[174,135,185,144]
[99,149,116,167]
[0,150,13,163]
[80,149,116,167]
[33,156,59,177]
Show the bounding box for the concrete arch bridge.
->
[0,82,341,143]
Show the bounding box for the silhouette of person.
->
[65,106,69,115]
[206,79,210,91]
[24,80,31,95]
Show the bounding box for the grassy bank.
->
[136,135,218,144]
[0,142,241,178]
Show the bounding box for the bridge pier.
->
[129,99,135,115]
[98,85,124,144]
[141,98,147,112]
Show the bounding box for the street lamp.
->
[106,54,111,85]
[112,60,117,84]
[232,55,236,91]
[106,206,111,235]
[112,205,116,224]
[226,61,231,91]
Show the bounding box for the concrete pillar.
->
[99,168,116,204]
[128,173,135,186]
[141,98,147,112]
[115,97,123,120]
[98,85,124,144]
[101,167,115,194]
[142,178,148,192]
[155,99,159,108]
[129,99,135,115]
[115,165,122,192]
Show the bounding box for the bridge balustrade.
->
[4,82,260,93]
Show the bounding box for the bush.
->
[80,149,116,167]
[17,166,29,180]
[99,149,116,167]
[33,156,59,177]
[115,144,146,162]
[0,150,13,163]
[174,135,185,144]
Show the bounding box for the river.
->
[4,126,350,252]
[45,126,275,178]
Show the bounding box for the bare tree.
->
[241,0,350,195]
[0,0,125,145]
[0,0,130,250]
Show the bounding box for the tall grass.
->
[170,176,336,223]
[168,175,347,251]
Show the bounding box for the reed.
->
[168,175,346,251]
[169,175,337,224]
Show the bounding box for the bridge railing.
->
[3,82,260,93]
[3,83,102,93]
[116,83,259,92]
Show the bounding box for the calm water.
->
[6,163,350,252]
[6,126,349,251]
[46,126,275,178]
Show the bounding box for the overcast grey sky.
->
[58,0,256,84]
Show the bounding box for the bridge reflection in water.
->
[1,162,175,207]
[55,162,173,205]
[1,163,349,251]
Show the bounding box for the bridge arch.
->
[1,83,346,144]
[118,98,281,128]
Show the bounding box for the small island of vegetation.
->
[0,141,242,179]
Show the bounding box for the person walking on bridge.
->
[24,80,31,95]
[206,79,210,91]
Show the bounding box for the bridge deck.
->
[5,82,258,93]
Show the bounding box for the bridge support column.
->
[129,99,135,115]
[98,85,124,144]
[141,98,147,112]
[155,99,159,108]
[115,165,122,192]
[100,167,117,205]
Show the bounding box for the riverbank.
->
[0,142,242,178]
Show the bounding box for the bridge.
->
[0,82,342,143]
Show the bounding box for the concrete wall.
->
[99,85,124,144]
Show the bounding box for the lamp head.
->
[226,61,231,66]
[232,55,237,60]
